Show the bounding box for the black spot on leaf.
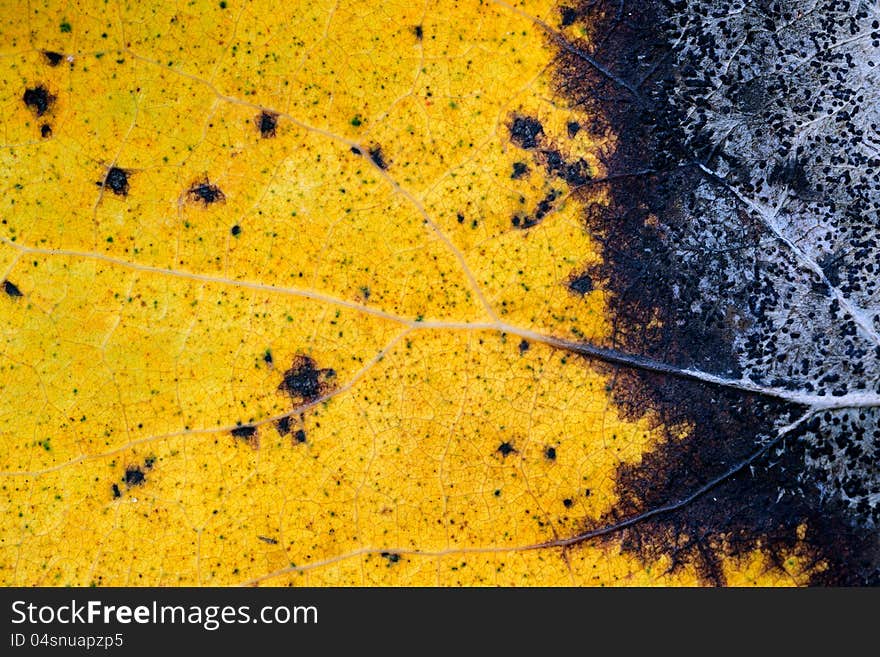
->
[230,224,241,236]
[511,162,529,179]
[381,551,401,563]
[293,429,306,443]
[187,177,225,206]
[567,121,581,138]
[258,535,279,545]
[111,484,121,499]
[3,280,23,298]
[563,498,573,508]
[42,51,64,66]
[509,115,543,149]
[518,339,530,354]
[124,466,145,487]
[256,110,278,138]
[98,167,130,197]
[545,446,557,461]
[275,416,291,436]
[560,6,577,27]
[231,424,257,438]
[567,273,593,295]
[40,123,52,138]
[369,146,388,169]
[497,442,516,457]
[414,25,423,40]
[512,190,558,230]
[278,354,336,403]
[22,85,54,117]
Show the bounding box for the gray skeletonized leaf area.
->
[657,0,880,524]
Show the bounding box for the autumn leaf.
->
[1,0,877,587]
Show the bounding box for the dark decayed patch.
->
[559,6,577,27]
[278,354,336,404]
[549,0,879,584]
[22,85,54,117]
[40,124,52,138]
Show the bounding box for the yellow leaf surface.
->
[0,0,813,586]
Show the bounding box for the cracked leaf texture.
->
[0,0,803,585]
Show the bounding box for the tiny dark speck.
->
[518,339,530,354]
[567,273,593,295]
[40,123,52,138]
[562,498,573,508]
[560,6,577,27]
[275,416,291,436]
[3,280,23,298]
[230,224,241,236]
[497,442,516,457]
[545,446,556,460]
[111,483,121,498]
[414,25,423,40]
[511,162,529,179]
[257,110,277,138]
[42,51,64,66]
[231,424,257,438]
[293,429,307,443]
[369,146,388,169]
[99,167,130,196]
[23,85,54,117]
[263,349,273,366]
[124,467,145,487]
[509,116,543,149]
